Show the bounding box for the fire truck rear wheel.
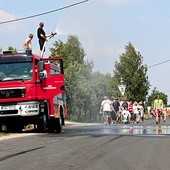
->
[48,118,62,133]
[60,107,65,126]
[55,118,62,133]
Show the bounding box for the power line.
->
[0,0,89,25]
[148,59,170,69]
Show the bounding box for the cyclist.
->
[154,95,163,124]
[99,96,114,125]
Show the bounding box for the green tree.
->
[8,46,17,53]
[50,35,85,69]
[113,42,150,102]
[50,35,113,122]
[50,35,89,121]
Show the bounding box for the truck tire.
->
[6,122,23,133]
[0,122,2,132]
[0,119,3,132]
[55,118,62,133]
[48,118,62,133]
[60,107,65,126]
[37,113,48,133]
[47,106,63,133]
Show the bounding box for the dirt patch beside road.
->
[0,133,37,141]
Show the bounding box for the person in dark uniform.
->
[112,98,120,122]
[37,22,46,56]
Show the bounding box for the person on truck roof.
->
[23,33,33,51]
[37,22,46,56]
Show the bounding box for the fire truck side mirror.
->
[39,61,44,72]
[39,61,47,78]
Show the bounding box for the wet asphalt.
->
[63,117,170,136]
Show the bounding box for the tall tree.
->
[50,35,89,121]
[113,42,150,102]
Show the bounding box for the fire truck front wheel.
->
[37,113,48,133]
[0,121,2,132]
[6,121,23,133]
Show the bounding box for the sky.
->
[0,0,170,103]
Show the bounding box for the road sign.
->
[118,84,126,96]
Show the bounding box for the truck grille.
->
[0,88,26,98]
[0,110,18,115]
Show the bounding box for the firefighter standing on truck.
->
[37,22,46,55]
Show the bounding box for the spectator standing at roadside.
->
[138,101,144,122]
[128,101,133,122]
[99,96,113,124]
[122,98,128,109]
[118,97,123,108]
[133,101,139,123]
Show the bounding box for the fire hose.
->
[40,32,57,57]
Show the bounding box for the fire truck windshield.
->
[0,57,32,81]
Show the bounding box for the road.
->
[0,118,170,170]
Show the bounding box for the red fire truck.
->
[0,51,67,133]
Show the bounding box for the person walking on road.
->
[133,101,139,123]
[121,98,128,109]
[128,101,134,123]
[112,98,120,123]
[100,96,113,124]
[121,106,131,124]
[154,95,163,124]
[138,101,144,122]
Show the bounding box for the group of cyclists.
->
[99,95,167,125]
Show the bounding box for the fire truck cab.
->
[0,51,67,133]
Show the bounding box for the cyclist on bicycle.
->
[154,95,163,124]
